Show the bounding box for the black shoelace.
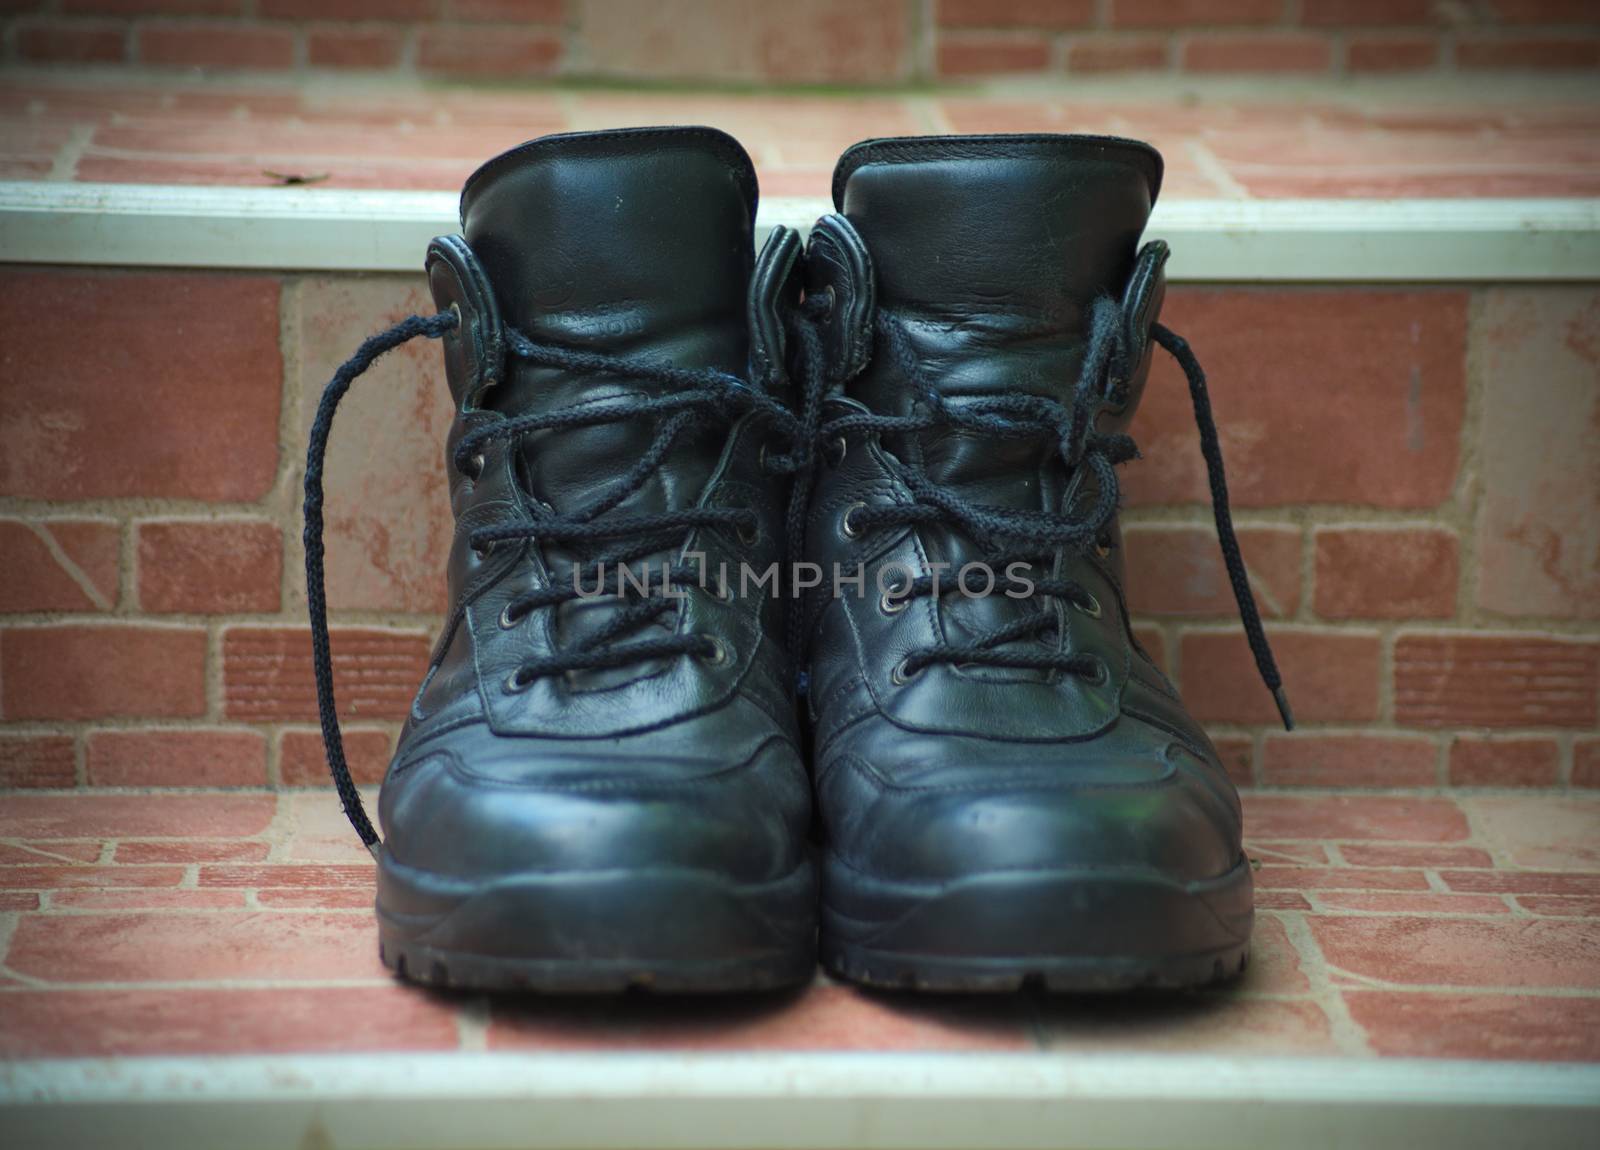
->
[304,310,812,852]
[805,296,1294,731]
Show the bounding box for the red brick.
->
[1255,866,1431,892]
[448,0,566,18]
[259,0,430,15]
[279,727,392,786]
[1255,890,1311,910]
[0,841,101,864]
[136,520,282,614]
[1179,628,1381,725]
[1313,527,1457,620]
[1261,734,1438,788]
[1393,634,1598,729]
[1576,739,1600,787]
[49,888,247,910]
[1344,992,1600,1062]
[199,864,373,888]
[492,980,1031,1051]
[1125,290,1468,509]
[15,18,127,63]
[62,1,241,12]
[0,735,76,788]
[306,26,404,69]
[1243,794,1469,841]
[1065,35,1169,72]
[0,270,281,502]
[1182,33,1334,72]
[223,626,429,723]
[939,0,1094,28]
[0,625,207,721]
[1440,871,1600,897]
[85,730,268,788]
[1112,0,1282,27]
[114,840,270,864]
[1461,795,1599,871]
[1316,892,1510,915]
[0,986,460,1058]
[1212,735,1254,789]
[7,911,380,982]
[0,865,184,890]
[1346,35,1439,72]
[1248,841,1331,865]
[0,893,40,911]
[416,25,564,76]
[0,794,274,839]
[1299,0,1438,23]
[1457,35,1600,69]
[0,519,120,612]
[1486,0,1600,22]
[1312,917,1600,987]
[137,22,296,70]
[1475,289,1600,620]
[1515,896,1600,917]
[1125,524,1300,618]
[936,33,1053,74]
[291,279,455,614]
[1339,844,1493,868]
[574,0,908,84]
[1447,736,1561,787]
[256,887,374,908]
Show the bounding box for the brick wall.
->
[0,1,1597,81]
[0,268,1596,792]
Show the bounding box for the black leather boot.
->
[304,128,816,992]
[795,135,1292,991]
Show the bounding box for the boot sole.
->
[819,853,1253,993]
[376,851,817,993]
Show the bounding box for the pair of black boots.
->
[306,128,1291,994]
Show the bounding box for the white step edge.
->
[1,1051,1596,1149]
[0,182,1597,281]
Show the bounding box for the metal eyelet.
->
[697,636,730,666]
[840,502,866,540]
[471,539,493,561]
[823,436,847,467]
[498,603,523,630]
[890,656,922,686]
[736,519,759,547]
[880,578,911,615]
[503,669,531,694]
[1082,657,1109,687]
[1094,540,1112,560]
[1074,593,1102,619]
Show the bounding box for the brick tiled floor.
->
[2,73,1599,198]
[0,789,1596,1062]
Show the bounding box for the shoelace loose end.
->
[1274,686,1296,733]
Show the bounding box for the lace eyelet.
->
[471,539,493,561]
[813,285,837,323]
[1094,540,1113,560]
[736,519,759,547]
[880,579,911,615]
[498,603,523,630]
[697,636,730,666]
[1082,657,1109,687]
[823,436,847,467]
[460,452,485,481]
[503,669,531,694]
[1074,593,1102,619]
[841,502,866,540]
[712,578,734,603]
[891,656,922,686]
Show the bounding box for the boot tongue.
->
[834,135,1160,655]
[460,128,757,665]
[835,135,1159,401]
[462,127,757,510]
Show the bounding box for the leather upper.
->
[379,128,808,884]
[804,135,1242,886]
